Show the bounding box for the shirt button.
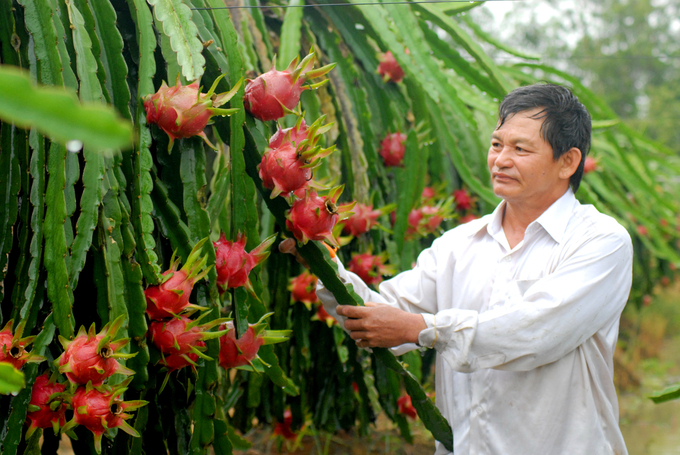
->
[503,256,511,262]
[475,405,483,414]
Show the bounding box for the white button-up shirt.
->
[317,189,633,455]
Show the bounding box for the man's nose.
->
[493,146,513,169]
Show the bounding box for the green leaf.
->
[650,382,680,404]
[277,0,304,70]
[0,65,133,150]
[147,0,206,81]
[0,363,25,395]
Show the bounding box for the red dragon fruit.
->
[273,409,298,441]
[244,52,335,121]
[341,202,382,237]
[421,186,436,202]
[25,373,67,438]
[145,238,211,320]
[452,189,474,211]
[213,232,276,294]
[391,208,423,239]
[347,252,394,286]
[460,213,479,224]
[289,270,319,308]
[0,319,43,369]
[583,156,598,174]
[313,305,336,327]
[218,315,290,370]
[159,343,203,373]
[377,50,405,83]
[143,74,242,151]
[379,132,407,167]
[285,187,355,247]
[62,379,147,454]
[420,206,445,234]
[397,394,418,420]
[259,117,335,199]
[56,315,135,386]
[149,314,228,356]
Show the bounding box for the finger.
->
[348,331,369,341]
[279,238,296,254]
[364,301,381,308]
[344,318,364,331]
[336,305,367,319]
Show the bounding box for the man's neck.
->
[501,190,567,249]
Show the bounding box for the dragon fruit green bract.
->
[213,232,276,294]
[143,74,242,151]
[145,238,211,320]
[0,319,42,369]
[379,132,407,167]
[149,314,228,361]
[56,315,135,386]
[285,187,354,247]
[62,380,147,454]
[269,118,309,149]
[25,373,67,438]
[244,52,335,121]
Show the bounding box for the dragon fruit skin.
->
[56,316,135,386]
[273,409,298,441]
[285,187,355,247]
[25,373,67,438]
[244,52,335,121]
[377,51,405,83]
[397,394,418,420]
[143,74,241,151]
[452,189,474,211]
[159,343,203,372]
[259,142,312,199]
[145,238,211,320]
[347,252,394,286]
[218,322,264,369]
[269,119,309,149]
[341,202,382,237]
[0,319,42,369]
[379,132,407,167]
[213,232,276,294]
[289,270,319,307]
[64,381,147,454]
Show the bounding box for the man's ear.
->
[560,147,582,180]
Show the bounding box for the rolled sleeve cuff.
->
[418,310,479,372]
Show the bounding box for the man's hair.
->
[497,83,592,192]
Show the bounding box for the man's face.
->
[487,108,569,208]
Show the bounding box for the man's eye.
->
[516,147,524,152]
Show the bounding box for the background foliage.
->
[1,0,679,453]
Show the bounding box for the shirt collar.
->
[471,188,578,244]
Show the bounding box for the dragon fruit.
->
[56,315,135,386]
[452,189,474,211]
[391,208,423,239]
[25,373,67,438]
[143,74,242,151]
[379,132,407,167]
[460,213,479,224]
[285,187,355,247]
[289,270,319,308]
[420,206,445,234]
[145,238,211,320]
[313,305,336,327]
[218,315,290,370]
[0,319,43,369]
[347,252,394,286]
[149,314,228,357]
[259,117,335,199]
[583,156,598,174]
[244,52,335,121]
[62,380,147,454]
[213,232,276,294]
[273,409,298,441]
[421,186,436,202]
[377,51,405,83]
[159,343,203,373]
[341,202,382,237]
[397,394,418,420]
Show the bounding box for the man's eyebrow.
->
[490,133,535,145]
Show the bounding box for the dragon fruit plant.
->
[25,373,68,439]
[143,74,242,151]
[61,379,148,454]
[379,132,407,167]
[0,319,43,369]
[259,116,335,200]
[289,270,319,309]
[377,50,405,83]
[149,314,229,367]
[56,315,135,386]
[285,186,355,247]
[213,232,277,294]
[144,238,212,320]
[218,314,290,370]
[244,52,336,121]
[347,252,395,286]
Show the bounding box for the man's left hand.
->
[336,302,426,348]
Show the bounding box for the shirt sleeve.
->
[417,228,633,372]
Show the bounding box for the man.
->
[282,83,632,454]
